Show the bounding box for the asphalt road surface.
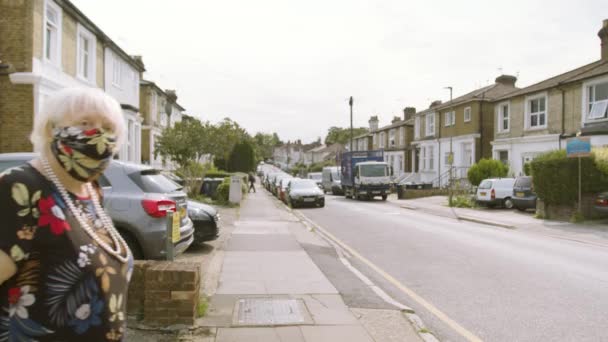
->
[294,195,608,342]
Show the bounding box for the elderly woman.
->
[0,87,132,341]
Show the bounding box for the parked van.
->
[307,172,322,188]
[322,166,342,195]
[475,178,516,208]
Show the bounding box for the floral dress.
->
[0,164,133,341]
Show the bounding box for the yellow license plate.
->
[180,207,187,219]
[480,192,486,196]
[516,192,525,197]
[172,212,181,243]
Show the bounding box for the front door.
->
[462,143,473,166]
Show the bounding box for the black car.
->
[187,200,220,244]
[512,176,537,211]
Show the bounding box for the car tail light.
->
[596,198,608,206]
[491,189,496,200]
[141,199,176,218]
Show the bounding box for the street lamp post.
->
[349,96,354,152]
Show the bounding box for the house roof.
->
[141,80,186,111]
[436,81,518,109]
[62,1,145,72]
[376,119,413,132]
[496,59,608,100]
[354,132,372,139]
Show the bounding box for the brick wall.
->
[537,194,608,221]
[0,81,34,152]
[127,261,201,327]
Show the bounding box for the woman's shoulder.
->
[0,163,47,190]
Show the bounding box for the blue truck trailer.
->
[340,150,391,201]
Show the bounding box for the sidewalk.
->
[197,190,423,342]
[391,195,608,248]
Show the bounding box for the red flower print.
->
[60,142,73,155]
[84,128,99,136]
[38,196,70,235]
[8,287,21,305]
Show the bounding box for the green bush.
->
[228,141,256,172]
[216,182,230,203]
[449,195,476,208]
[205,172,232,179]
[530,149,608,206]
[467,159,509,186]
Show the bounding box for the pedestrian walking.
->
[0,87,133,341]
[248,173,256,193]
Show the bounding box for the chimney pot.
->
[495,75,517,86]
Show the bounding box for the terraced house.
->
[491,19,608,176]
[352,116,376,152]
[140,81,185,169]
[411,75,519,185]
[371,108,415,178]
[0,0,145,164]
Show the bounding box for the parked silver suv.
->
[0,153,194,259]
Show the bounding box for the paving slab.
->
[216,327,305,342]
[350,308,423,342]
[300,325,375,342]
[217,251,338,295]
[232,221,292,235]
[295,294,359,325]
[226,234,301,251]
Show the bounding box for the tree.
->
[252,132,282,163]
[227,140,256,172]
[154,119,211,171]
[206,118,251,170]
[324,126,368,146]
[467,159,509,186]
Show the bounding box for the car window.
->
[478,180,493,189]
[515,177,532,187]
[291,180,318,189]
[0,160,30,173]
[135,171,182,193]
[98,174,112,187]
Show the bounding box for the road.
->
[293,195,608,342]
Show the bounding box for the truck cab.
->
[352,161,391,200]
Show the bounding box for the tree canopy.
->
[324,126,368,146]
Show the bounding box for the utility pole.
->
[445,87,454,206]
[349,96,354,152]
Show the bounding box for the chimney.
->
[599,19,608,60]
[369,115,379,131]
[495,75,517,87]
[403,107,416,121]
[391,116,401,124]
[131,55,145,78]
[429,100,442,108]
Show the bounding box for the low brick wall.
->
[127,261,200,327]
[402,188,469,199]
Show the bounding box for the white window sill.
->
[497,129,510,134]
[524,126,547,132]
[584,117,608,124]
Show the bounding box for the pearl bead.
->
[40,157,131,264]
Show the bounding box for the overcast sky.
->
[72,0,608,143]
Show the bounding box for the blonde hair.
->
[30,87,126,153]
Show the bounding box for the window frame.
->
[582,76,608,123]
[497,101,510,133]
[463,106,471,123]
[399,127,405,146]
[43,0,62,67]
[444,111,455,127]
[428,146,435,171]
[389,129,396,147]
[525,93,548,130]
[425,113,435,136]
[414,117,420,139]
[112,53,122,88]
[76,24,97,84]
[379,132,386,149]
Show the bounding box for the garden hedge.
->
[529,149,608,206]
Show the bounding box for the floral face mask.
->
[50,126,117,182]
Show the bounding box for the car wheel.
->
[516,206,526,212]
[381,194,388,201]
[503,197,514,209]
[118,229,144,260]
[319,203,325,208]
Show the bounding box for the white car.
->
[475,178,516,208]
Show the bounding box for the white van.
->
[321,166,342,195]
[475,178,516,208]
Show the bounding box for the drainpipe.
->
[558,86,566,149]
[479,92,485,159]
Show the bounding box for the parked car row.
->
[258,164,325,208]
[475,176,537,211]
[0,153,220,260]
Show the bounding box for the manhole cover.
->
[234,298,308,326]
